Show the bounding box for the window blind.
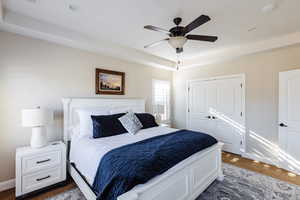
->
[152,79,170,123]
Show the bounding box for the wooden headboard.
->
[62,97,145,143]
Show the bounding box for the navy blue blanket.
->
[92,129,217,200]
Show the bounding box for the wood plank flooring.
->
[1,152,300,200]
[0,181,76,200]
[222,152,300,186]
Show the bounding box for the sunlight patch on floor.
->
[231,158,239,162]
[288,172,297,178]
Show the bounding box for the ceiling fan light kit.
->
[144,15,218,54]
[168,36,187,50]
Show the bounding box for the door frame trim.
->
[186,73,246,154]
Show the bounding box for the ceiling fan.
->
[144,15,218,54]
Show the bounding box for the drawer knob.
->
[36,175,51,182]
[36,159,51,164]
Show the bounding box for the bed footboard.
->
[118,142,223,200]
[70,143,223,200]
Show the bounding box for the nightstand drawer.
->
[22,150,61,174]
[22,166,62,194]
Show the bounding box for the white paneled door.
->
[279,70,300,174]
[187,75,245,155]
[187,81,217,136]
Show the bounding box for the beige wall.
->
[173,44,300,164]
[0,31,172,182]
[3,28,300,183]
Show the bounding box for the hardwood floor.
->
[0,181,76,200]
[1,152,300,200]
[222,152,300,186]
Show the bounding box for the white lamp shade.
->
[22,108,53,127]
[168,36,187,49]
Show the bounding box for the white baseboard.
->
[0,179,15,192]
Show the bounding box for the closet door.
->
[213,78,244,154]
[187,77,244,155]
[187,81,217,137]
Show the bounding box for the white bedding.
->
[69,126,178,185]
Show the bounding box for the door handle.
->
[206,116,211,119]
[279,123,288,127]
[212,116,217,120]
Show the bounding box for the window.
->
[152,79,171,123]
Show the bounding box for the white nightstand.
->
[16,141,66,199]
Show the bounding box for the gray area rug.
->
[47,163,300,200]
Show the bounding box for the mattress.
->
[69,126,178,185]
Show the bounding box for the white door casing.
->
[187,74,246,155]
[279,69,300,174]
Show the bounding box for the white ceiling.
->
[2,0,300,68]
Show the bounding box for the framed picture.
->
[95,68,125,95]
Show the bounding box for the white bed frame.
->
[62,97,224,200]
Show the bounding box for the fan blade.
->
[176,48,183,54]
[144,25,170,35]
[186,35,218,42]
[144,38,169,48]
[184,15,211,34]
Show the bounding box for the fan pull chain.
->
[176,53,182,70]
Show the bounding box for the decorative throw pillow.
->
[91,113,127,138]
[135,113,159,129]
[118,112,143,135]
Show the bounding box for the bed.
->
[62,97,224,200]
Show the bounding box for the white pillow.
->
[109,107,132,114]
[76,108,109,137]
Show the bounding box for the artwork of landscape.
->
[100,73,122,91]
[95,68,125,95]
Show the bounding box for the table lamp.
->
[22,107,53,148]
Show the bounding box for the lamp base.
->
[31,127,48,148]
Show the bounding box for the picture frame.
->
[95,68,125,95]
